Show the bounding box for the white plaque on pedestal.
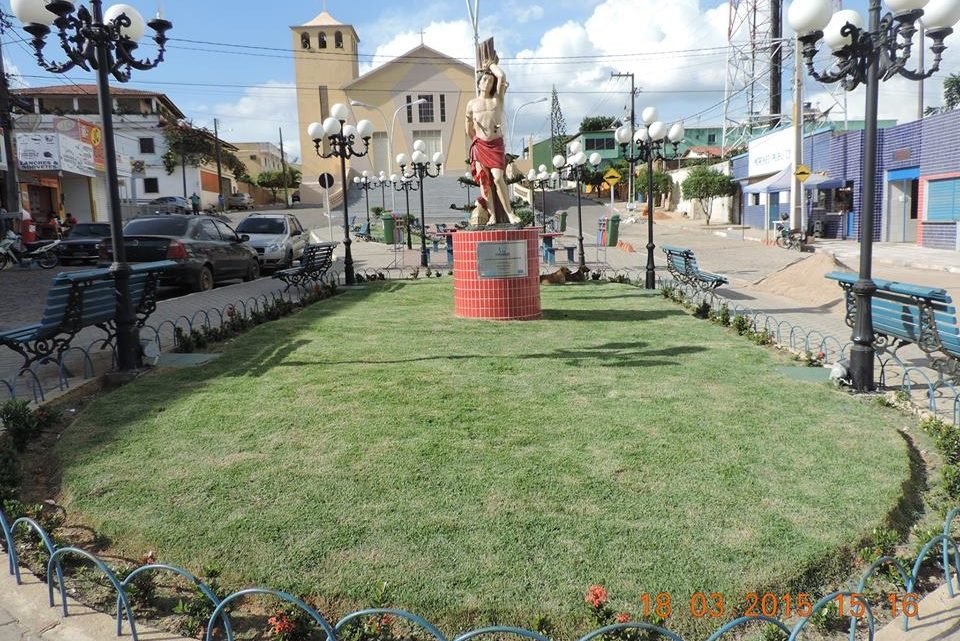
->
[476,241,528,278]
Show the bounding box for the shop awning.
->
[742,165,842,193]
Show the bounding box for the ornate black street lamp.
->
[397,140,443,268]
[308,103,374,286]
[525,165,558,232]
[790,0,960,391]
[353,171,380,229]
[13,0,171,372]
[460,172,473,210]
[615,109,684,290]
[391,171,419,250]
[551,146,602,271]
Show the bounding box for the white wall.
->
[667,161,734,224]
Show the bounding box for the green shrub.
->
[0,435,20,503]
[732,314,750,335]
[0,400,40,452]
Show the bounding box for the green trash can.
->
[558,210,568,232]
[381,213,396,244]
[606,214,621,246]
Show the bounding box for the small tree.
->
[549,86,567,157]
[680,166,736,225]
[634,170,673,208]
[579,116,622,132]
[256,168,302,203]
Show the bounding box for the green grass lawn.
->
[56,280,911,633]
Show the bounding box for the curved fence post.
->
[205,588,335,641]
[787,591,875,641]
[10,517,60,586]
[704,616,791,641]
[116,563,233,641]
[337,608,447,641]
[0,509,15,577]
[852,555,914,633]
[45,547,139,640]
[577,622,685,641]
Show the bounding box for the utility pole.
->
[770,0,783,128]
[214,117,223,211]
[611,71,636,206]
[0,12,30,214]
[790,38,805,233]
[279,127,290,209]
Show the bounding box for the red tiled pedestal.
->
[453,228,541,320]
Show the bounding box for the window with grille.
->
[139,137,155,154]
[143,177,159,193]
[406,95,413,124]
[418,95,434,123]
[707,133,717,145]
[439,95,446,123]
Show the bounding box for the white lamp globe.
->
[413,140,426,152]
[331,103,349,120]
[105,4,146,42]
[551,171,559,180]
[573,152,587,166]
[649,121,669,141]
[615,125,633,144]
[636,128,650,143]
[343,124,358,139]
[527,169,537,180]
[538,172,548,181]
[787,0,833,34]
[552,154,566,169]
[356,119,374,138]
[353,176,360,184]
[568,141,582,155]
[432,151,445,164]
[538,164,547,173]
[11,0,60,26]
[396,153,408,166]
[412,150,428,164]
[641,107,658,125]
[379,171,386,180]
[390,173,398,182]
[588,152,602,167]
[924,0,960,28]
[886,0,929,14]
[322,117,341,136]
[823,10,864,50]
[668,122,685,143]
[362,170,369,178]
[307,122,325,140]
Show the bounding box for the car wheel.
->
[193,266,214,292]
[244,259,260,282]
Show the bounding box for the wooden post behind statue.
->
[465,41,518,226]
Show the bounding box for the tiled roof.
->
[12,84,185,119]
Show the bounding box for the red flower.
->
[585,585,608,608]
[269,612,294,636]
[615,612,630,624]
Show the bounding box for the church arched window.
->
[335,31,343,49]
[300,32,311,49]
[319,32,327,49]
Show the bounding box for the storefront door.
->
[885,169,920,243]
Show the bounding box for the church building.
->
[292,11,476,205]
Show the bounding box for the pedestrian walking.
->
[190,192,201,214]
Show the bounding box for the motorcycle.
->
[0,230,61,270]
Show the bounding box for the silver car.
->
[235,213,307,268]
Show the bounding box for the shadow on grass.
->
[541,308,685,322]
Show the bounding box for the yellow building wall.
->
[291,15,476,206]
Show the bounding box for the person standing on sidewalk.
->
[190,192,201,215]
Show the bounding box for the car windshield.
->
[236,218,285,235]
[124,218,191,237]
[70,224,111,238]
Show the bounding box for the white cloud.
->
[205,82,301,162]
[510,5,544,24]
[359,20,477,76]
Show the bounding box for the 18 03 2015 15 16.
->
[637,591,920,620]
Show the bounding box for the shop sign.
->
[17,133,60,171]
[58,135,97,177]
[748,128,794,177]
[54,117,105,171]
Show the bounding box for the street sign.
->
[318,173,335,189]
[603,168,621,187]
[794,164,812,183]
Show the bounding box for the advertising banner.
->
[16,133,60,171]
[747,128,794,177]
[54,117,105,171]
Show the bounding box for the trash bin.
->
[558,210,567,232]
[813,220,824,238]
[381,213,396,244]
[606,214,620,247]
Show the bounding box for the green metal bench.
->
[273,242,336,291]
[825,271,960,384]
[661,245,728,290]
[0,261,174,371]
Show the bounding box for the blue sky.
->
[4,0,956,161]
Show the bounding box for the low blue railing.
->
[0,507,956,641]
